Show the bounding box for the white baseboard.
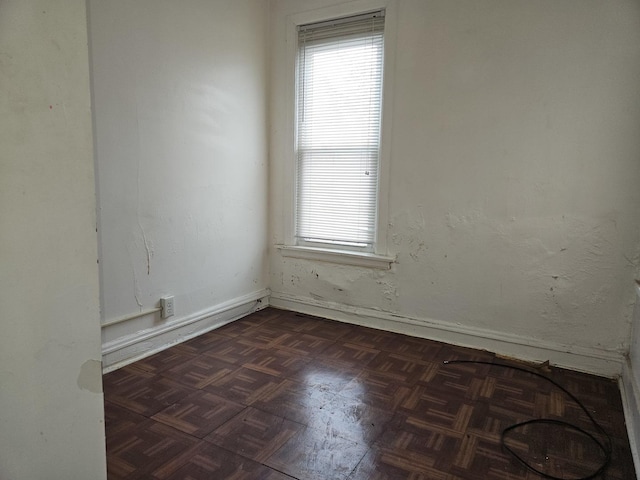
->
[102,289,270,373]
[270,292,624,378]
[621,358,640,478]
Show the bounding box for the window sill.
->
[277,245,395,269]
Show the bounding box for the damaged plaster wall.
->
[90,0,269,353]
[269,0,640,370]
[0,0,106,478]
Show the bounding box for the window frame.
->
[280,0,397,269]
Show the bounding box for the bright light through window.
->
[296,12,384,250]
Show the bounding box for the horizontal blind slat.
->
[296,12,384,248]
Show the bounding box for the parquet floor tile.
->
[132,348,198,374]
[204,407,304,463]
[242,348,311,377]
[106,375,196,417]
[103,364,154,392]
[202,366,287,405]
[201,336,266,365]
[270,332,334,357]
[364,350,432,384]
[172,331,234,355]
[339,369,414,411]
[344,327,397,350]
[160,356,236,389]
[263,311,356,341]
[215,316,270,338]
[306,395,394,444]
[286,357,360,391]
[264,425,369,480]
[104,401,148,441]
[107,420,200,479]
[383,335,445,362]
[320,341,381,368]
[162,442,294,479]
[151,390,244,438]
[247,377,334,424]
[105,307,637,480]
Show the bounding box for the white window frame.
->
[279,0,397,270]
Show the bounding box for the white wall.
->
[622,282,640,473]
[0,1,106,478]
[89,0,270,367]
[269,0,640,374]
[633,283,640,390]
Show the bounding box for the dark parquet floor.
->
[104,307,636,479]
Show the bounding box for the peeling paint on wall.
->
[269,0,640,357]
[77,359,103,394]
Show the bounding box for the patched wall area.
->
[0,0,106,477]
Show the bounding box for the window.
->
[295,11,385,253]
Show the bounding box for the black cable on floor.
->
[443,360,612,480]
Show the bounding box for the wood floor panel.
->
[132,348,198,374]
[160,355,236,389]
[172,331,234,355]
[105,307,637,480]
[263,311,356,341]
[107,420,200,479]
[215,316,271,338]
[307,395,394,444]
[204,407,304,463]
[162,442,295,479]
[364,351,433,384]
[319,341,381,369]
[103,364,154,393]
[242,348,311,377]
[104,401,148,444]
[106,376,196,417]
[233,324,294,348]
[151,390,244,438]
[347,433,460,480]
[269,332,334,357]
[343,327,397,350]
[247,378,334,424]
[201,336,267,365]
[339,369,413,411]
[285,357,361,392]
[382,334,446,362]
[264,425,369,480]
[202,366,286,405]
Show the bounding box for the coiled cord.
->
[443,360,612,480]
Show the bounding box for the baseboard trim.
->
[621,358,640,478]
[102,289,270,372]
[270,292,624,377]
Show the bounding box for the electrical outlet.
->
[161,296,174,318]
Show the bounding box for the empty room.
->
[2,0,640,479]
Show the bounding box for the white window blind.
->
[296,11,385,250]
